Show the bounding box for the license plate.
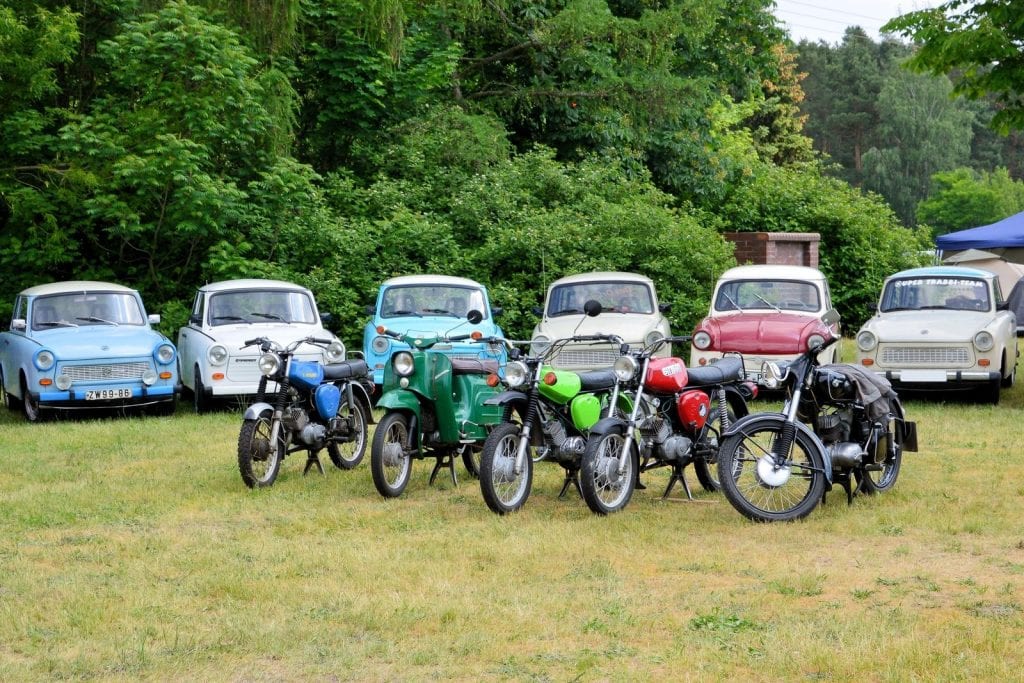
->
[899,369,947,383]
[85,389,133,400]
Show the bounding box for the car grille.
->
[550,349,619,369]
[880,346,971,366]
[63,362,150,381]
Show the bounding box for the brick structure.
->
[724,232,820,268]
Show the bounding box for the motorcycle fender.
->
[724,412,832,483]
[588,416,628,438]
[345,380,376,424]
[243,401,275,421]
[721,385,752,419]
[375,390,421,421]
[484,390,528,408]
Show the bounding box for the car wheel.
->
[1,367,21,411]
[20,374,43,422]
[1000,350,1016,388]
[193,366,212,414]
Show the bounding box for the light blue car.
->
[362,275,506,389]
[0,281,180,421]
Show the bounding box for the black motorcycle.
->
[237,336,374,488]
[716,310,918,522]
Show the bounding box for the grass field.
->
[2,345,1023,680]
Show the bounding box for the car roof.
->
[199,279,312,293]
[886,266,994,280]
[717,264,827,281]
[21,280,137,297]
[381,274,485,288]
[548,271,654,287]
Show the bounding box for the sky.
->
[772,0,940,44]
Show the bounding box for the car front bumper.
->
[865,367,999,391]
[34,383,179,408]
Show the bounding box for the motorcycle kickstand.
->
[303,450,325,476]
[662,464,694,500]
[558,468,582,499]
[428,452,458,487]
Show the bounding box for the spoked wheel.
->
[327,398,368,469]
[370,412,413,498]
[693,403,739,493]
[237,408,283,488]
[856,415,904,494]
[717,422,826,522]
[580,430,638,515]
[461,444,482,479]
[479,422,534,514]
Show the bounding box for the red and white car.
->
[690,265,840,384]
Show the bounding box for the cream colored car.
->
[530,272,672,370]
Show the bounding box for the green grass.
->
[2,355,1024,680]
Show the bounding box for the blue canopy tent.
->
[936,210,1024,258]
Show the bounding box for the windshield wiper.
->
[752,294,780,313]
[422,308,458,317]
[76,316,119,326]
[553,307,582,315]
[37,320,79,328]
[250,312,286,322]
[391,309,422,317]
[212,315,246,322]
[721,292,743,312]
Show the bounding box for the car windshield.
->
[379,285,486,319]
[713,280,821,312]
[547,281,653,316]
[208,290,317,325]
[880,277,991,312]
[32,292,145,329]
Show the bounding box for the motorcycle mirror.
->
[583,299,602,317]
[821,308,840,326]
[466,309,484,324]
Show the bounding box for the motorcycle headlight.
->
[613,355,638,382]
[504,361,529,388]
[34,349,55,371]
[974,330,994,352]
[208,344,228,366]
[393,351,415,377]
[645,330,665,347]
[856,330,877,352]
[530,335,551,356]
[325,339,345,363]
[806,333,826,351]
[258,353,281,377]
[371,336,390,354]
[155,343,175,365]
[692,331,712,350]
[762,361,786,389]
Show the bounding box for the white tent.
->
[943,249,1024,294]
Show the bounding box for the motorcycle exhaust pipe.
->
[826,442,865,468]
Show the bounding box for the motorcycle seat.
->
[685,356,744,386]
[451,358,501,375]
[577,369,617,391]
[323,359,369,380]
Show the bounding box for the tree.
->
[917,167,1024,237]
[885,0,1024,134]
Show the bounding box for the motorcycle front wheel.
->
[856,414,904,494]
[580,430,638,515]
[327,398,368,469]
[479,422,534,514]
[717,422,826,522]
[237,409,283,488]
[370,412,413,498]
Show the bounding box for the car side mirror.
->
[531,306,543,317]
[867,303,878,313]
[491,306,503,317]
[148,314,161,325]
[820,308,840,326]
[659,303,672,313]
[364,304,375,316]
[467,309,484,324]
[320,311,334,325]
[583,299,602,316]
[189,313,202,325]
[12,318,26,332]
[997,300,1010,311]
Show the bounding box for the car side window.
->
[192,292,204,325]
[12,296,24,328]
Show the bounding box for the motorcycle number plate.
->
[899,370,946,383]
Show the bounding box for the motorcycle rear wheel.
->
[717,423,826,522]
[370,412,413,498]
[237,408,283,488]
[479,422,534,514]
[461,445,482,479]
[580,430,638,515]
[693,403,739,493]
[327,398,368,469]
[856,415,904,494]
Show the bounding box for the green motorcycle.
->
[370,310,506,497]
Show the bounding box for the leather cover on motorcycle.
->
[821,363,895,420]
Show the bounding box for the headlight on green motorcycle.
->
[393,351,415,377]
[974,330,994,352]
[762,361,786,389]
[613,355,638,382]
[325,339,345,363]
[258,353,281,377]
[504,361,528,388]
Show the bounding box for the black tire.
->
[479,422,534,514]
[327,398,368,469]
[193,366,212,414]
[580,429,638,515]
[981,376,1001,405]
[21,375,43,423]
[1001,350,1016,388]
[370,412,413,498]
[1,368,20,411]
[856,414,904,494]
[694,401,741,493]
[461,445,482,478]
[237,409,282,488]
[717,421,827,522]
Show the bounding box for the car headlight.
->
[258,353,281,377]
[142,369,158,386]
[155,343,175,365]
[530,335,551,356]
[393,351,415,377]
[208,344,228,366]
[762,361,786,389]
[34,349,55,371]
[974,331,994,352]
[806,333,826,351]
[614,355,638,382]
[856,330,877,352]
[371,336,390,354]
[325,339,345,363]
[504,361,529,388]
[692,331,712,350]
[645,330,665,347]
[56,374,72,391]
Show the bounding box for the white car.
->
[530,272,672,370]
[855,266,1018,404]
[177,279,344,412]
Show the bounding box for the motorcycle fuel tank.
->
[645,357,689,393]
[289,359,325,391]
[538,367,582,405]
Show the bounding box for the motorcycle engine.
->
[659,435,693,462]
[300,422,327,446]
[816,410,851,443]
[282,406,309,432]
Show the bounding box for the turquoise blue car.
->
[362,275,506,388]
[0,281,180,421]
